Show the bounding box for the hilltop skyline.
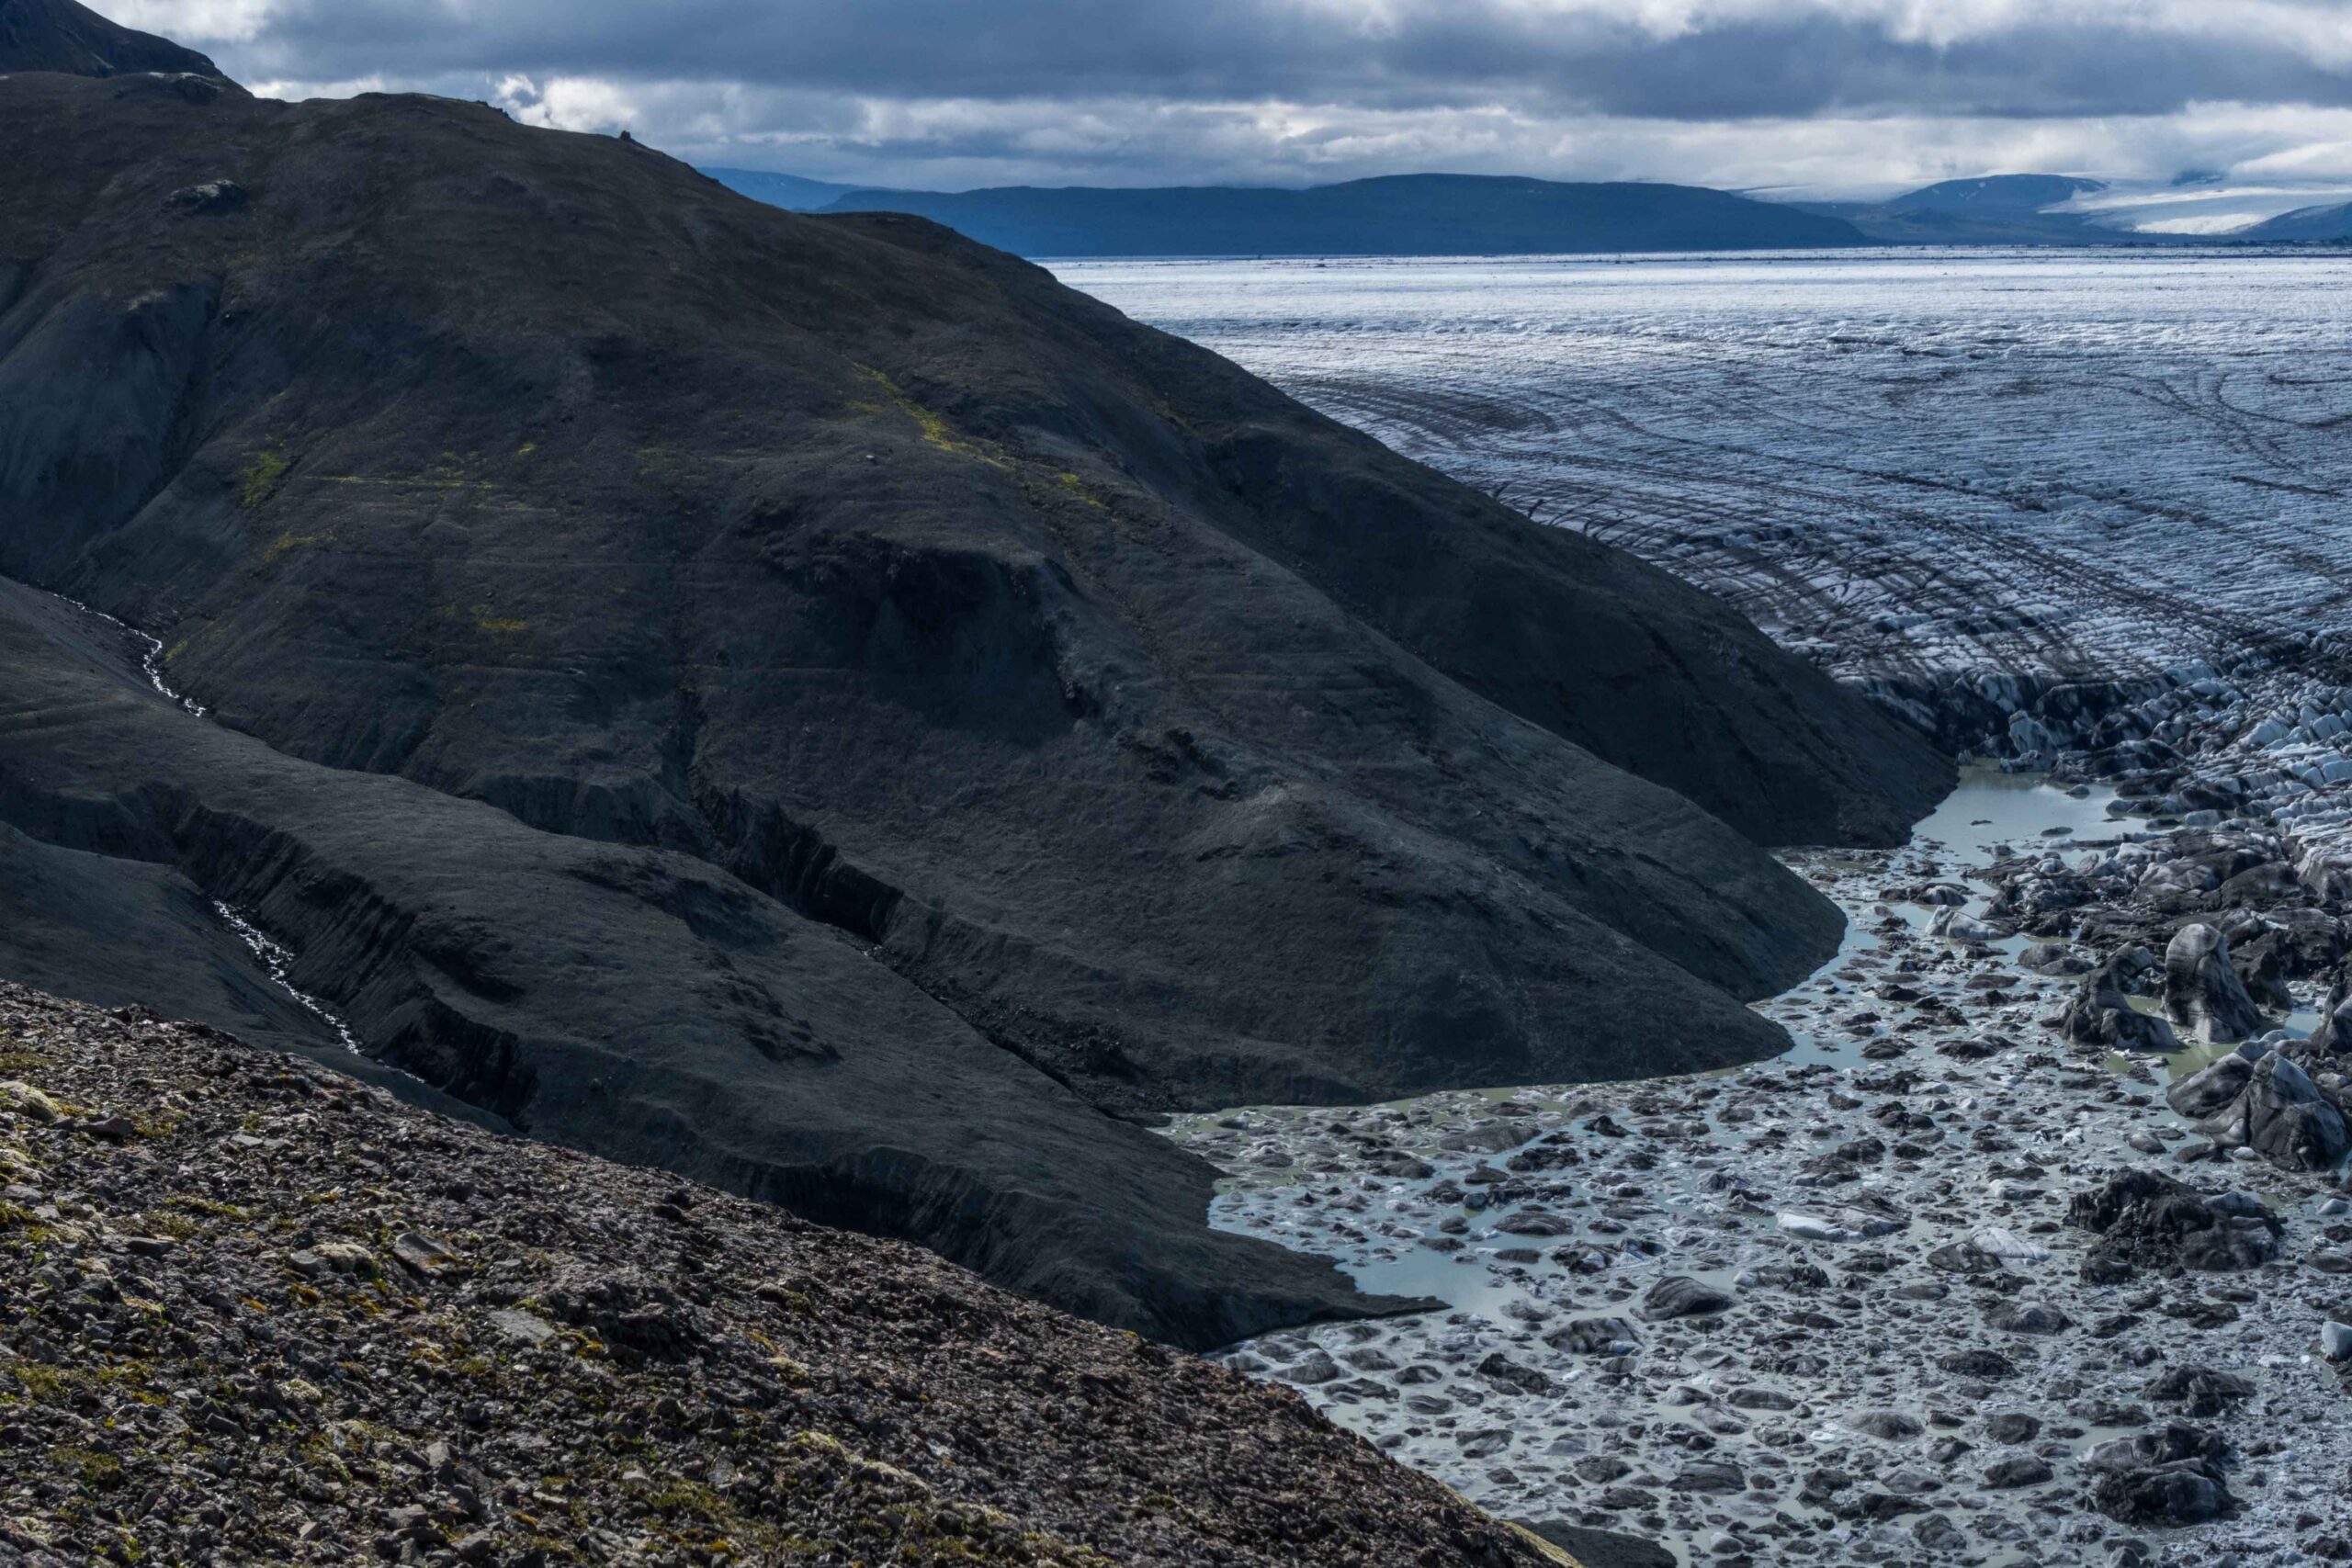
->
[97,0,2352,199]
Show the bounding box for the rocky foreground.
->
[0,981,1566,1568]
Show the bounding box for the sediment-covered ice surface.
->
[1078,253,2352,1563]
[1063,249,2352,878]
[1165,775,2352,1567]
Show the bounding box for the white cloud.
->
[460,84,2352,200]
[91,0,2352,194]
[107,0,280,42]
[492,73,641,133]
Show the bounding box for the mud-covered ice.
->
[1111,249,2352,1563]
[1058,252,2352,795]
[1163,773,2352,1567]
[1057,252,2352,889]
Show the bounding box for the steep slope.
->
[0,983,1566,1568]
[816,173,1869,256]
[0,0,230,79]
[0,577,1393,1350]
[0,57,1946,1336]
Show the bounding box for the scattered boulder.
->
[0,1079,62,1123]
[1980,1455,2052,1489]
[2060,948,2179,1054]
[2065,1168,2283,1280]
[2143,1365,2256,1418]
[1668,1461,1745,1494]
[2085,1424,2230,1474]
[1937,1348,2017,1380]
[390,1232,462,1275]
[2091,1449,2234,1528]
[2165,1053,2256,1120]
[2018,942,2094,976]
[167,178,248,214]
[2165,924,2264,1043]
[2312,960,2352,1053]
[1967,1226,2050,1263]
[1474,1352,1556,1396]
[1984,1302,2070,1335]
[1928,908,2009,942]
[1518,1523,1675,1568]
[1773,1193,1908,1242]
[1545,1315,1640,1355]
[2180,1050,2350,1172]
[1638,1275,1735,1322]
[489,1306,559,1346]
[1494,1208,1574,1237]
[2228,926,2296,1011]
[1982,1412,2040,1444]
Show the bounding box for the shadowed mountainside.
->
[0,577,1407,1348]
[2242,202,2352,243]
[0,0,231,79]
[813,173,1869,256]
[1791,174,2207,247]
[0,17,1948,1344]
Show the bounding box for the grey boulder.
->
[2065,1167,2284,1280]
[2165,924,2265,1043]
[1639,1275,1735,1322]
[2180,1051,2349,1172]
[2060,947,2179,1055]
[2091,1460,2233,1527]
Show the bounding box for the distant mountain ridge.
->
[803,173,1870,256]
[2241,202,2352,243]
[1793,172,2352,245]
[1789,173,2159,246]
[701,165,861,211]
[1884,175,2108,213]
[707,164,2352,253]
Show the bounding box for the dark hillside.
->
[0,0,232,79]
[0,15,1947,1342]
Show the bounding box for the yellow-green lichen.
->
[261,529,333,564]
[239,448,291,507]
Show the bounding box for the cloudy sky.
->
[112,0,2352,197]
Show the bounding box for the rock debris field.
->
[1166,774,2352,1568]
[0,982,1564,1568]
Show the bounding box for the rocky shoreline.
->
[1165,768,2352,1567]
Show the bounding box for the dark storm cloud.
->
[188,0,2352,121]
[119,1,2352,192]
